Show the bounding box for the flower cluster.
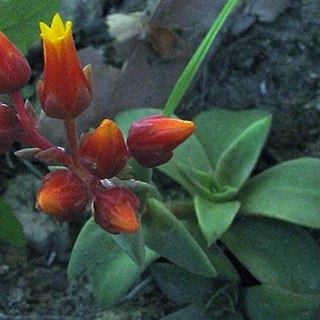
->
[0,13,195,234]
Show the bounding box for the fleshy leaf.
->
[239,158,320,228]
[183,221,240,282]
[143,198,216,277]
[215,115,271,190]
[0,198,26,247]
[222,218,320,293]
[151,263,213,304]
[162,304,244,320]
[243,285,320,320]
[110,227,145,267]
[194,109,270,168]
[158,134,213,195]
[0,0,59,53]
[195,197,240,245]
[68,218,157,307]
[194,109,271,190]
[162,303,209,320]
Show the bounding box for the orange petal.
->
[93,187,139,234]
[127,114,195,167]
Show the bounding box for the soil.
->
[1,0,320,319]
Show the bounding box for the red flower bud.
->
[127,114,196,167]
[0,104,22,153]
[37,14,92,119]
[79,119,129,179]
[0,31,31,93]
[36,170,90,221]
[93,187,139,234]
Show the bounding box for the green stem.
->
[163,0,238,116]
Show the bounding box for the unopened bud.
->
[93,187,139,234]
[127,114,196,167]
[36,170,90,221]
[79,119,129,179]
[0,31,31,93]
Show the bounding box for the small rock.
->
[246,0,291,22]
[3,174,71,254]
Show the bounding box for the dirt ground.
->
[1,0,320,319]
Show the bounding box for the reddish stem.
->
[9,91,55,150]
[63,118,80,165]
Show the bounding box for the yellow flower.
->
[37,13,92,119]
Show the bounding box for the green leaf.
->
[162,304,244,320]
[0,0,59,53]
[0,198,26,247]
[143,198,216,277]
[158,135,212,196]
[216,115,271,190]
[194,109,270,168]
[151,263,213,304]
[195,197,240,245]
[163,0,238,116]
[239,158,320,228]
[222,218,320,293]
[110,227,145,267]
[194,109,271,190]
[243,285,320,320]
[162,303,209,320]
[68,218,157,307]
[183,221,240,282]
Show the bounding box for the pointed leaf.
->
[162,303,209,320]
[162,304,244,320]
[0,198,26,247]
[243,285,320,320]
[222,218,320,293]
[183,221,240,282]
[151,263,213,304]
[143,198,216,277]
[195,197,240,245]
[194,109,270,169]
[216,115,271,189]
[158,134,213,195]
[110,227,145,267]
[68,218,157,307]
[239,158,320,228]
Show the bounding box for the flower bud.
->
[37,13,92,119]
[93,187,139,234]
[36,170,90,221]
[0,104,22,153]
[0,31,31,93]
[127,114,196,167]
[79,119,129,179]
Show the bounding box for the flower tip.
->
[93,187,140,234]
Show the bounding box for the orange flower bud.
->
[127,114,196,167]
[0,31,31,94]
[93,187,139,234]
[37,13,92,119]
[0,104,22,153]
[79,119,129,179]
[36,170,90,221]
